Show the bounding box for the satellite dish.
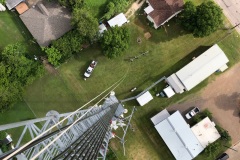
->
[117,122,126,127]
[124,109,128,114]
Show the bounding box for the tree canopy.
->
[179,1,223,37]
[0,43,43,112]
[103,0,129,20]
[100,26,130,58]
[52,30,86,62]
[72,8,99,40]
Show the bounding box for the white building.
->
[167,44,229,93]
[151,109,221,160]
[152,110,204,160]
[136,91,153,106]
[107,13,128,27]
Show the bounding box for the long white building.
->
[166,44,229,93]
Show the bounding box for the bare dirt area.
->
[125,0,145,19]
[214,0,240,34]
[42,58,58,75]
[168,63,240,145]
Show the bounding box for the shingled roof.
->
[146,0,184,28]
[20,1,72,46]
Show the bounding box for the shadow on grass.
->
[154,45,211,79]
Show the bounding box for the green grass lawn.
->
[1,0,240,159]
[85,0,108,19]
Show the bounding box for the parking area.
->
[168,63,240,145]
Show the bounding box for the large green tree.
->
[0,43,43,112]
[72,8,98,40]
[194,1,223,37]
[52,30,85,61]
[179,1,223,37]
[101,26,130,58]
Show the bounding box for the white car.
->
[84,61,97,78]
[185,107,200,119]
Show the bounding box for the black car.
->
[216,153,229,160]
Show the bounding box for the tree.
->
[194,1,223,37]
[0,43,44,112]
[72,8,98,40]
[204,141,221,157]
[102,0,129,20]
[52,30,85,61]
[100,26,130,58]
[43,47,62,67]
[178,1,196,31]
[179,1,223,37]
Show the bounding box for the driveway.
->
[214,0,240,34]
[168,63,240,144]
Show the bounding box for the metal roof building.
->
[167,44,229,92]
[136,91,153,106]
[152,110,204,160]
[107,13,128,27]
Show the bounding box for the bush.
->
[216,125,231,141]
[204,141,221,158]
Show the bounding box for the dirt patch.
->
[144,32,151,39]
[41,57,58,75]
[125,0,145,19]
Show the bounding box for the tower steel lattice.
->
[0,93,125,160]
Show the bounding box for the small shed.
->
[163,86,175,98]
[15,2,29,14]
[99,23,107,34]
[108,13,128,27]
[136,91,153,106]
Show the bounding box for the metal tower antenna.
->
[111,106,136,156]
[0,93,126,160]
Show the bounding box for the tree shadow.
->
[153,45,211,79]
[214,92,240,118]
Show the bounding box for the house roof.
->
[154,111,204,160]
[15,2,29,14]
[6,0,23,10]
[191,117,221,148]
[151,109,170,125]
[108,13,128,27]
[20,1,72,46]
[176,44,229,91]
[147,0,184,27]
[136,91,153,106]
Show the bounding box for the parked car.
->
[185,107,200,119]
[215,153,229,160]
[84,60,98,78]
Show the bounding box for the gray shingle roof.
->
[20,1,72,46]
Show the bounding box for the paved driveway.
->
[214,0,240,34]
[168,63,240,144]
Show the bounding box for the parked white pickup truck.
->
[185,107,200,119]
[84,60,98,78]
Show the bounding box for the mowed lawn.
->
[0,0,240,160]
